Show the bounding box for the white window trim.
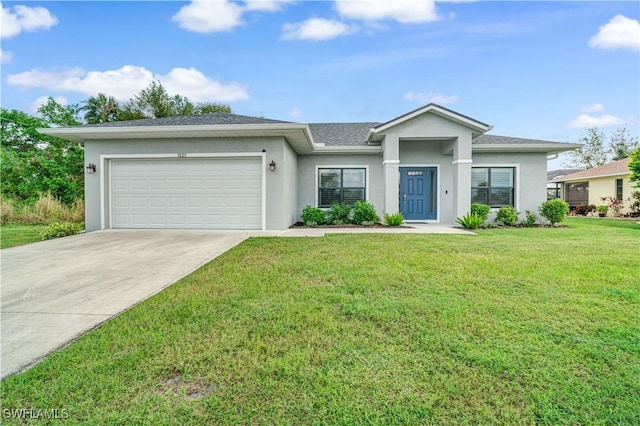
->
[100,152,266,230]
[471,163,520,211]
[399,164,441,223]
[314,165,370,208]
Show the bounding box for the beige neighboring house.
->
[552,158,633,215]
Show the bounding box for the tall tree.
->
[609,126,639,161]
[104,81,232,121]
[81,93,119,124]
[195,102,232,114]
[129,81,175,118]
[566,127,609,169]
[37,97,82,127]
[1,108,83,203]
[629,147,640,188]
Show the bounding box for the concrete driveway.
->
[1,230,254,379]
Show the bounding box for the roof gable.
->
[372,103,492,136]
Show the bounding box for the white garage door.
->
[110,158,262,229]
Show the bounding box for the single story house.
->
[551,157,634,214]
[41,104,579,231]
[547,169,580,200]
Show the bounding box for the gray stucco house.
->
[41,104,579,231]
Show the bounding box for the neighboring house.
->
[40,104,579,231]
[547,169,580,200]
[552,158,633,214]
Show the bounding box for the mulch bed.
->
[289,222,414,229]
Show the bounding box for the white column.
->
[452,134,473,221]
[382,136,400,215]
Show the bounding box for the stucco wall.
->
[296,154,384,221]
[585,175,634,215]
[471,152,548,217]
[83,137,295,231]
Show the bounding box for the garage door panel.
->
[168,197,186,208]
[149,215,167,225]
[112,179,130,190]
[111,158,262,229]
[131,197,147,208]
[167,179,186,190]
[149,197,166,208]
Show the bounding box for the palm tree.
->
[81,94,119,124]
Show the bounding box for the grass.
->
[1,218,639,424]
[0,223,49,248]
[1,193,84,225]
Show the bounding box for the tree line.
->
[1,81,232,205]
[565,126,639,169]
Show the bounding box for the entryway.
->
[400,167,437,220]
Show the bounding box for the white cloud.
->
[404,91,459,104]
[244,0,294,12]
[30,95,68,113]
[158,67,249,102]
[172,0,294,33]
[282,18,356,41]
[7,65,153,100]
[569,113,625,128]
[589,14,640,52]
[172,0,244,33]
[289,107,302,117]
[1,47,12,63]
[334,0,440,24]
[579,103,604,113]
[1,4,58,38]
[6,65,250,103]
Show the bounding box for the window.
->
[547,182,561,200]
[616,178,623,200]
[471,167,514,207]
[318,168,366,207]
[565,182,589,206]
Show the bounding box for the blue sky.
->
[2,1,639,168]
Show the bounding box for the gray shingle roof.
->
[472,135,566,145]
[547,169,581,181]
[308,122,380,146]
[87,113,292,127]
[84,113,569,149]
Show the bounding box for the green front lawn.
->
[1,218,639,424]
[0,224,48,249]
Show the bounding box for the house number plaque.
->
[177,153,187,158]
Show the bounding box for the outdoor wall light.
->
[269,160,276,172]
[86,163,96,174]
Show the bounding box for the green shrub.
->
[539,199,569,225]
[470,203,491,223]
[41,222,83,240]
[628,190,640,216]
[384,212,404,226]
[521,210,537,227]
[456,212,483,229]
[496,206,519,226]
[301,205,326,226]
[327,202,352,225]
[352,201,378,225]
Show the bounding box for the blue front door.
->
[400,167,437,220]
